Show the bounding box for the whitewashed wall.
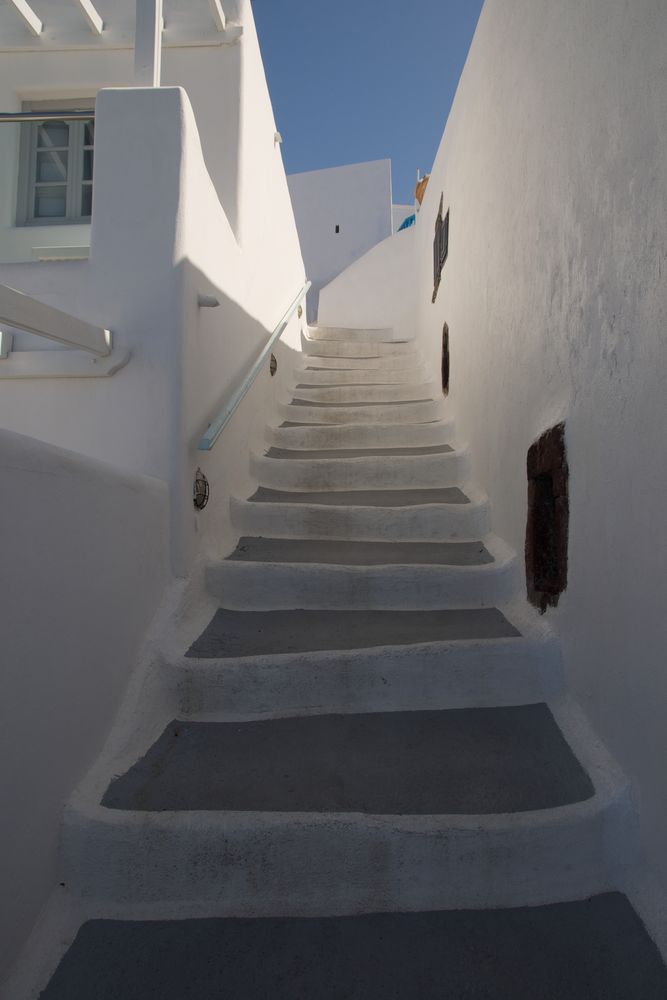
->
[287,159,392,322]
[0,428,169,981]
[0,0,305,574]
[318,0,667,917]
[392,203,414,233]
[318,226,417,342]
[0,0,244,263]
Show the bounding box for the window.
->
[432,196,449,303]
[17,99,95,226]
[525,423,569,612]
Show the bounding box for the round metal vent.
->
[193,467,210,510]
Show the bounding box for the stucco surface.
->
[319,0,667,910]
[0,428,168,981]
[287,160,392,321]
[409,0,667,896]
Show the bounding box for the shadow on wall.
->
[0,430,169,982]
[306,283,322,325]
[178,259,306,567]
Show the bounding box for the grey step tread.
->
[290,398,430,408]
[187,607,518,658]
[247,486,470,506]
[38,896,667,1000]
[227,537,493,566]
[101,706,593,814]
[295,381,416,387]
[264,444,454,459]
[280,419,441,427]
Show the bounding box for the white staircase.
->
[18,326,667,999]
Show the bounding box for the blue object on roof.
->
[398,213,416,231]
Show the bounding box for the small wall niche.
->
[525,423,569,613]
[432,196,449,303]
[442,323,450,395]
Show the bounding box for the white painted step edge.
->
[306,326,403,343]
[249,444,469,491]
[265,419,455,451]
[61,697,636,913]
[229,485,490,542]
[302,339,416,358]
[291,366,430,386]
[277,397,447,427]
[206,533,519,611]
[170,631,563,718]
[294,354,425,371]
[286,382,441,404]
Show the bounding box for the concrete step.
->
[280,397,446,426]
[62,700,633,912]
[267,419,454,451]
[265,442,453,458]
[102,706,594,814]
[289,382,440,404]
[291,366,429,386]
[295,355,423,371]
[306,325,401,342]
[206,533,517,610]
[302,340,416,358]
[173,604,562,716]
[230,484,490,541]
[249,443,468,490]
[38,895,667,1000]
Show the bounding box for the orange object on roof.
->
[415,174,430,205]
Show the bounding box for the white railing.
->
[0,283,112,356]
[198,280,311,452]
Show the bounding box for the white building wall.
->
[318,226,417,343]
[0,0,245,263]
[0,3,306,973]
[287,159,392,322]
[0,0,305,575]
[392,203,414,233]
[0,428,169,980]
[321,0,667,910]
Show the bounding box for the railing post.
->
[134,0,163,87]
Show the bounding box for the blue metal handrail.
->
[198,280,311,451]
[0,112,95,123]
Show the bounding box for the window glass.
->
[36,150,69,183]
[34,186,68,219]
[81,185,93,217]
[17,101,94,226]
[36,120,70,149]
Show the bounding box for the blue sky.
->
[252,0,484,205]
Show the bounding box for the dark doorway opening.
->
[525,423,569,613]
[442,323,450,395]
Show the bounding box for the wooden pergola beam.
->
[8,0,42,36]
[74,0,104,35]
[208,0,226,31]
[134,0,163,86]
